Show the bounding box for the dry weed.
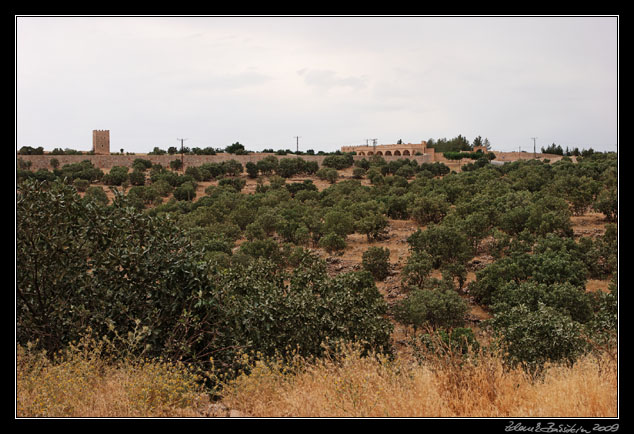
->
[16,337,209,418]
[219,342,617,418]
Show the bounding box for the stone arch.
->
[393,150,401,156]
[358,151,365,156]
[376,151,383,156]
[385,151,392,156]
[402,149,411,156]
[367,151,373,156]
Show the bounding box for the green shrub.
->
[245,161,259,178]
[103,166,129,186]
[316,167,338,184]
[355,212,389,242]
[173,181,196,201]
[132,158,153,172]
[17,179,394,381]
[487,303,588,373]
[392,287,469,331]
[410,194,449,226]
[322,154,353,170]
[220,159,243,176]
[352,167,366,179]
[319,232,347,253]
[401,251,434,288]
[218,177,246,192]
[361,246,391,281]
[185,166,203,181]
[407,224,472,269]
[151,179,174,197]
[169,159,183,171]
[83,186,109,205]
[73,178,90,192]
[128,170,146,186]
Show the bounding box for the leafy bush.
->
[238,238,283,265]
[56,160,104,183]
[218,177,246,192]
[407,224,472,269]
[361,246,391,281]
[319,232,347,253]
[323,210,355,238]
[401,251,434,288]
[169,159,183,171]
[593,188,617,222]
[128,170,146,186]
[84,186,109,205]
[103,166,129,186]
[410,194,450,225]
[17,179,394,381]
[256,156,279,175]
[352,167,366,179]
[132,158,153,172]
[487,303,588,373]
[245,161,259,178]
[225,142,246,154]
[173,181,196,201]
[285,180,317,196]
[127,185,162,209]
[322,154,353,170]
[392,286,469,331]
[184,166,203,181]
[316,167,339,184]
[221,159,243,176]
[73,178,90,192]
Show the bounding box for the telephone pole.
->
[294,136,301,153]
[371,138,377,155]
[531,137,538,159]
[177,138,187,170]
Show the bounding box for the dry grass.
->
[218,343,618,418]
[16,338,210,418]
[15,333,617,418]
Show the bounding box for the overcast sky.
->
[16,15,618,153]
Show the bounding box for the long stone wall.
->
[17,152,437,171]
[17,150,568,173]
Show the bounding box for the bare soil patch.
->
[571,211,609,238]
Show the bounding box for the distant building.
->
[92,130,110,155]
[341,140,433,157]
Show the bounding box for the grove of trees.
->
[16,148,618,387]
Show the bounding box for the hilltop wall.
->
[16,151,566,172]
[17,152,436,171]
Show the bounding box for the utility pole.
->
[371,138,377,155]
[294,136,301,154]
[177,138,187,170]
[531,137,538,159]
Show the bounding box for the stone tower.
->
[92,130,110,155]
